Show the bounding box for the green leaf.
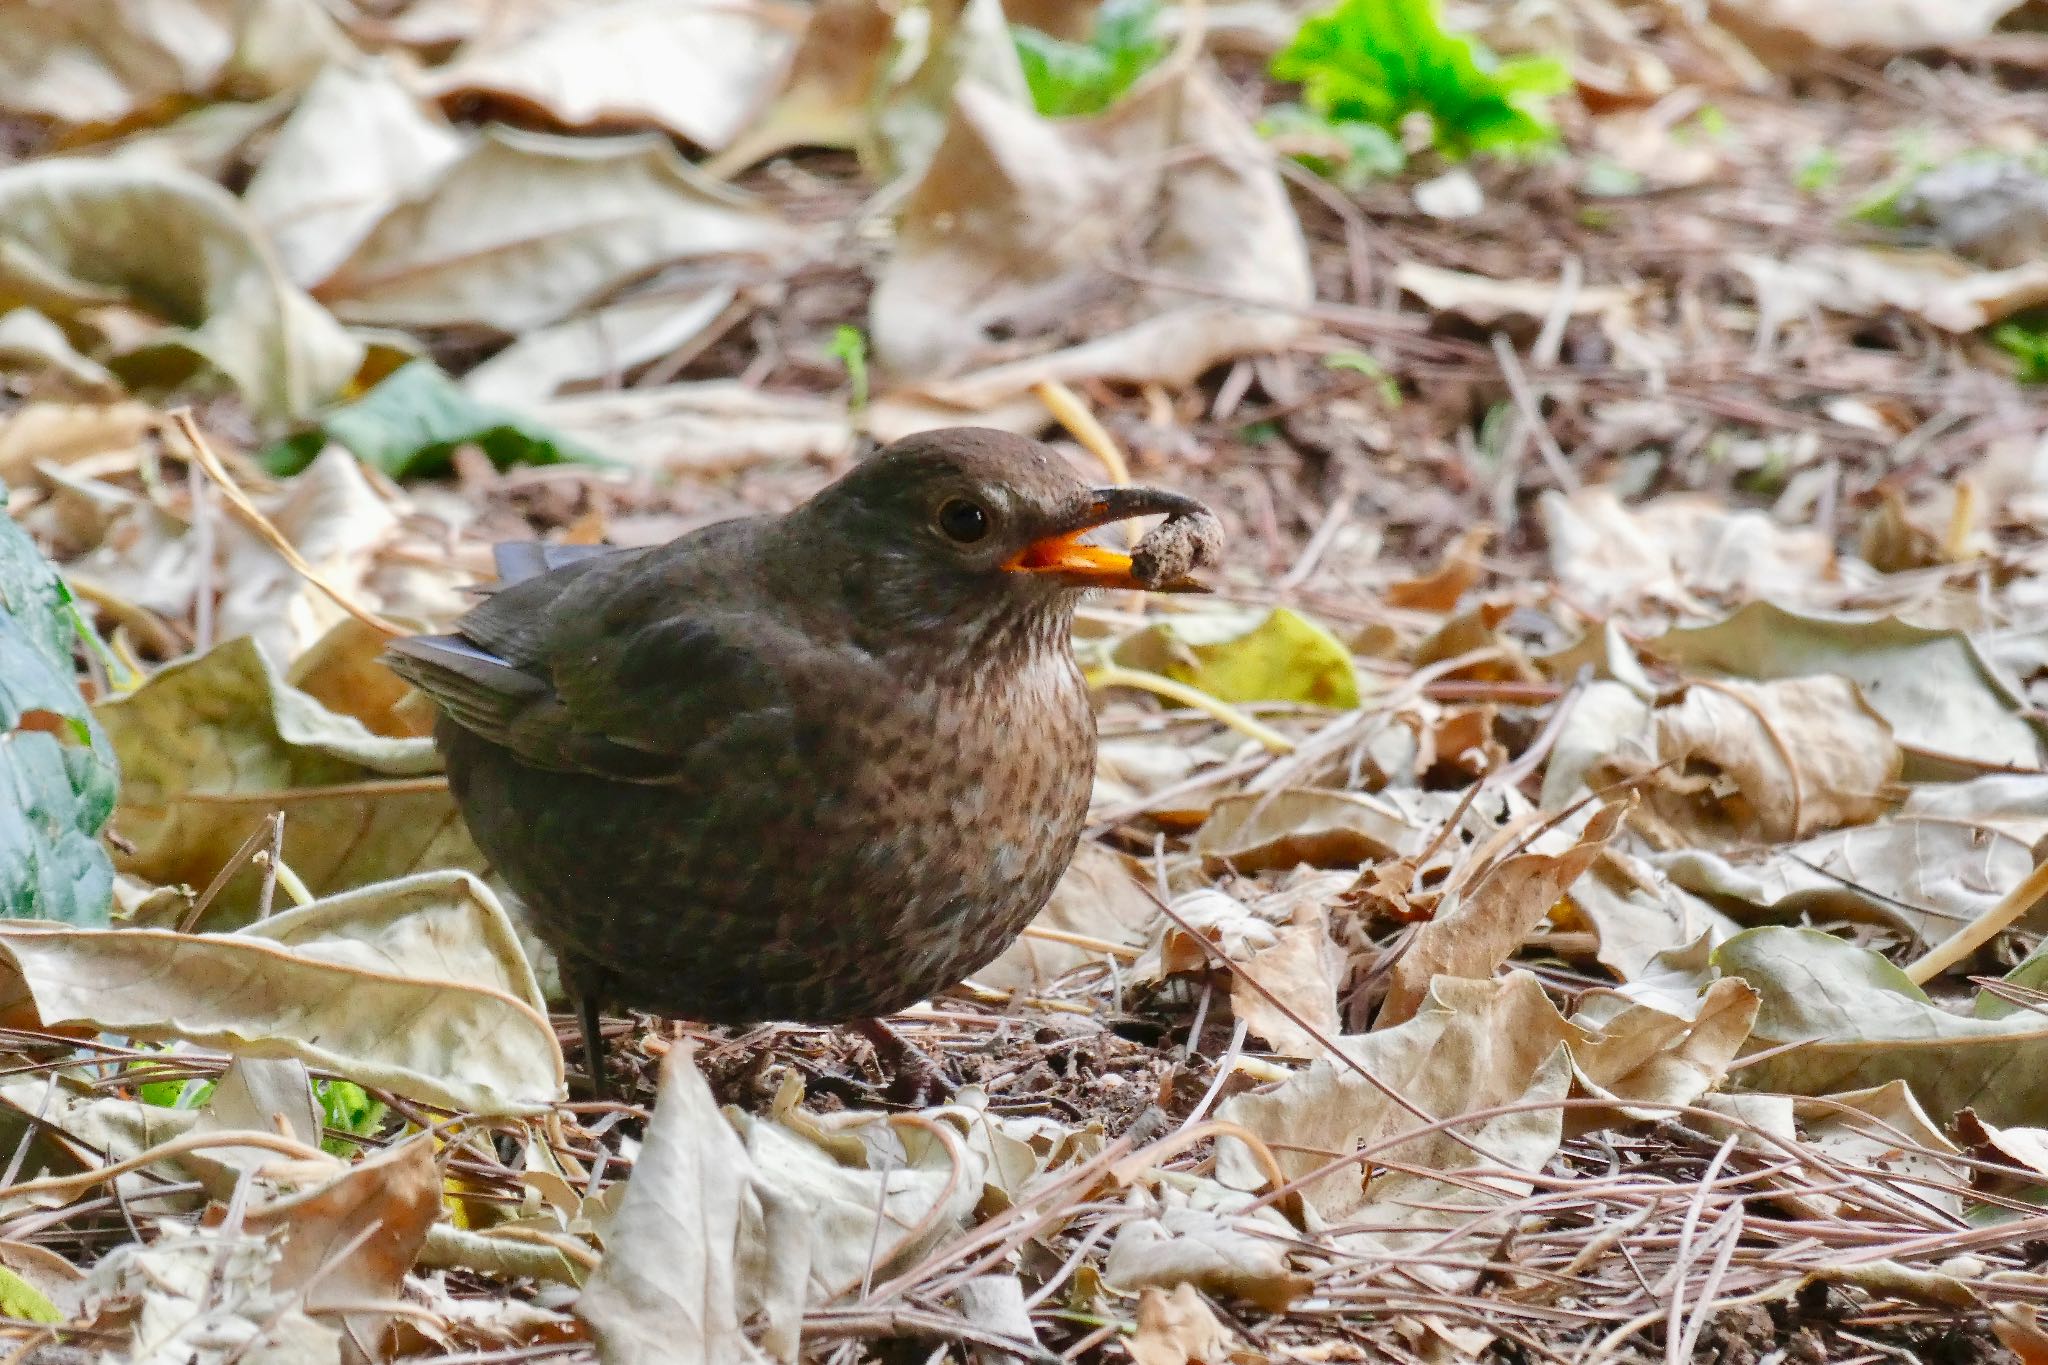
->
[0,1266,60,1325]
[1013,0,1167,117]
[316,1078,387,1157]
[1270,0,1566,164]
[828,324,870,413]
[1114,606,1360,708]
[1993,321,2048,384]
[0,486,117,926]
[264,361,606,479]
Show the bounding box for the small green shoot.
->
[1675,104,1728,143]
[1796,147,1841,195]
[1993,322,2048,384]
[1269,0,1568,181]
[317,1078,387,1157]
[1240,420,1282,444]
[1013,0,1166,118]
[1324,350,1402,407]
[829,325,870,413]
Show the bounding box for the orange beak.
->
[1000,487,1212,592]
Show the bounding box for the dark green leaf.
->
[0,486,118,926]
[264,361,607,479]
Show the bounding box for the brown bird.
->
[384,428,1218,1093]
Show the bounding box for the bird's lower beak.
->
[1001,486,1212,592]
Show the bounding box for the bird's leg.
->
[578,992,609,1100]
[852,1018,956,1105]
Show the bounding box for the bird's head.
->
[787,428,1216,653]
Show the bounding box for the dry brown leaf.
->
[1588,676,1900,848]
[703,0,900,176]
[1737,247,2048,333]
[423,0,796,152]
[1384,524,1491,612]
[239,1137,442,1362]
[1194,788,1427,874]
[1128,1284,1236,1365]
[462,285,739,406]
[1379,803,1622,1027]
[0,400,153,484]
[531,381,852,472]
[871,64,1309,407]
[1102,1187,1309,1312]
[1711,0,2029,55]
[1568,976,1759,1122]
[0,0,349,128]
[1538,486,1836,616]
[317,127,803,333]
[1393,262,1639,329]
[1231,904,1343,1057]
[242,59,468,288]
[0,870,561,1115]
[1219,973,1572,1226]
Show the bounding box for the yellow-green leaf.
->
[0,1266,60,1324]
[1114,606,1359,708]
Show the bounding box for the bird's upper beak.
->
[1002,486,1213,592]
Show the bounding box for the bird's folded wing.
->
[386,606,840,784]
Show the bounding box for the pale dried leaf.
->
[1651,601,2048,777]
[96,636,485,927]
[318,127,803,333]
[0,870,561,1114]
[1128,1284,1235,1365]
[1381,803,1622,1027]
[975,842,1158,992]
[0,0,349,127]
[82,1224,341,1365]
[242,59,468,288]
[462,285,739,406]
[872,65,1308,406]
[0,158,363,424]
[424,0,796,152]
[1712,0,2028,54]
[1231,905,1343,1057]
[1587,676,1900,848]
[1393,262,1638,327]
[530,381,851,471]
[1194,788,1427,874]
[1568,976,1759,1122]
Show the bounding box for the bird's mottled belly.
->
[442,655,1094,1025]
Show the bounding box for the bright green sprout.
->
[829,325,870,414]
[1268,0,1568,182]
[1993,322,2048,384]
[1013,0,1167,117]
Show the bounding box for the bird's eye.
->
[936,498,990,544]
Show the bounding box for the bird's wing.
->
[386,538,862,782]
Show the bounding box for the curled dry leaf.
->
[462,284,740,407]
[0,0,349,127]
[1230,903,1343,1057]
[1103,1185,1310,1312]
[530,381,853,472]
[422,0,795,152]
[0,157,364,424]
[1379,802,1623,1027]
[1735,246,2048,333]
[96,635,485,928]
[582,1046,987,1364]
[241,59,468,288]
[1711,0,2030,57]
[1128,1283,1238,1365]
[1193,788,1427,874]
[871,65,1310,408]
[238,1136,442,1361]
[0,869,560,1114]
[1538,486,1836,617]
[1586,675,1900,849]
[702,0,900,176]
[1393,262,1639,331]
[1651,600,2048,778]
[316,127,805,334]
[1567,976,1760,1123]
[81,1223,342,1363]
[1218,974,1573,1272]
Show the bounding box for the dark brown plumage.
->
[384,428,1218,1088]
